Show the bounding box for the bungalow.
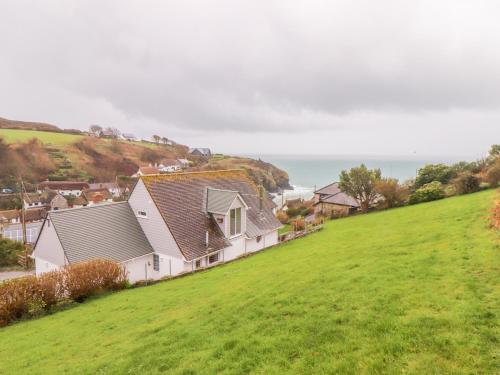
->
[189,148,212,157]
[37,181,89,197]
[33,170,281,282]
[313,182,360,217]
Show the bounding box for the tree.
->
[486,158,500,187]
[489,144,500,159]
[415,164,455,188]
[89,125,102,136]
[105,127,121,139]
[452,172,480,195]
[161,137,169,145]
[152,135,161,144]
[374,178,409,208]
[339,164,381,212]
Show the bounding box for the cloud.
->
[0,0,499,154]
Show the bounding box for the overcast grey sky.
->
[1,1,499,157]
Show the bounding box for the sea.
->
[245,154,464,204]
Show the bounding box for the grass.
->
[278,223,291,234]
[0,129,83,146]
[0,191,498,374]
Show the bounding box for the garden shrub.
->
[452,172,480,195]
[0,238,24,267]
[409,181,445,204]
[292,217,305,231]
[0,259,127,326]
[276,210,288,224]
[486,159,500,187]
[415,164,455,188]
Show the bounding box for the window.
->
[153,254,160,271]
[229,207,242,236]
[195,259,201,268]
[137,210,147,218]
[208,252,219,264]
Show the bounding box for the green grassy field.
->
[0,128,84,146]
[0,191,498,374]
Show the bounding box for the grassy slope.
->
[0,129,83,146]
[0,191,498,374]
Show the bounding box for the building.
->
[99,129,115,138]
[82,188,113,205]
[25,190,68,211]
[189,148,212,157]
[33,170,282,283]
[37,181,90,196]
[177,158,190,168]
[121,133,137,141]
[88,182,122,198]
[158,159,181,173]
[1,208,46,243]
[313,182,360,217]
[132,166,160,177]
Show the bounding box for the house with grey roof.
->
[33,170,282,282]
[188,147,212,157]
[32,202,154,282]
[313,182,360,217]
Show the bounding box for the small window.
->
[229,207,242,236]
[256,235,262,243]
[195,259,201,268]
[153,254,160,271]
[137,210,147,218]
[208,253,219,264]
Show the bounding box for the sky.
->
[0,1,499,158]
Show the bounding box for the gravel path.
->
[0,270,34,281]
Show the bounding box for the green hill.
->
[0,191,498,374]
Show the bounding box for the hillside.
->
[0,190,498,374]
[0,127,290,192]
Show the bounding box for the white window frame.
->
[229,207,242,237]
[208,252,220,264]
[137,210,148,218]
[153,254,160,271]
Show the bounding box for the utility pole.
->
[18,178,30,269]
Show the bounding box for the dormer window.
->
[230,207,242,236]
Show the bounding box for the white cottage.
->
[33,170,281,282]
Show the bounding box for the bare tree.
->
[105,127,121,139]
[161,137,169,145]
[152,135,161,144]
[89,125,102,136]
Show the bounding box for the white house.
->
[89,182,122,198]
[157,159,181,173]
[37,181,90,197]
[33,170,282,283]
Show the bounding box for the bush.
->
[491,196,500,230]
[292,217,305,231]
[486,159,500,187]
[0,238,24,267]
[452,172,480,195]
[409,182,445,204]
[415,164,455,188]
[63,260,127,302]
[374,178,410,208]
[0,259,127,326]
[276,210,288,224]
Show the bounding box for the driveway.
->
[0,270,34,281]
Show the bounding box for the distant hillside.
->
[0,126,290,192]
[0,116,61,132]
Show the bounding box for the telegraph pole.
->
[19,178,30,269]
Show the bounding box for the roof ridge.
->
[48,201,126,215]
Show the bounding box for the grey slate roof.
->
[206,188,239,214]
[48,202,153,264]
[142,170,282,261]
[314,182,360,208]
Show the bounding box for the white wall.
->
[33,218,68,276]
[34,257,61,276]
[245,230,279,254]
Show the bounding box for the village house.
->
[189,148,212,157]
[25,190,68,211]
[37,181,90,197]
[121,133,137,141]
[158,159,181,173]
[82,188,113,205]
[32,170,282,283]
[132,166,160,177]
[89,182,122,198]
[177,158,190,168]
[313,182,360,217]
[0,207,46,224]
